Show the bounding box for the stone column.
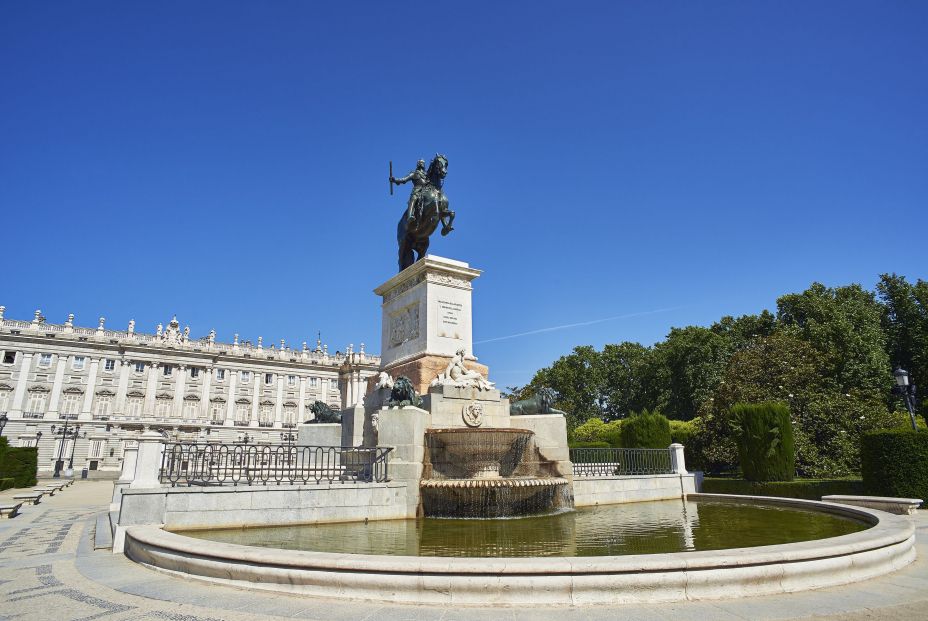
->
[10,352,34,418]
[274,375,284,426]
[297,376,307,423]
[79,357,100,419]
[250,371,261,427]
[143,362,160,417]
[670,443,688,474]
[224,369,237,425]
[46,354,67,419]
[200,365,213,420]
[172,364,187,419]
[115,357,131,414]
[130,431,164,489]
[375,406,430,518]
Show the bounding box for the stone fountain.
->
[363,256,573,518]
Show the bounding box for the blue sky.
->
[2,2,926,388]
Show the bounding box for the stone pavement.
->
[1,481,927,621]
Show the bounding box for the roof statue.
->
[389,154,455,271]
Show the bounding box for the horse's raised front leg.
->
[441,210,455,236]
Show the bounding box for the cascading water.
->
[421,428,572,518]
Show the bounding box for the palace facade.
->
[0,306,379,478]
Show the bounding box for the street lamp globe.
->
[894,367,910,388]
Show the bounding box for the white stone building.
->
[0,306,379,478]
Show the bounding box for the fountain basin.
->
[124,494,916,606]
[420,476,571,518]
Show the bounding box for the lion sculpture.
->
[509,387,566,416]
[306,400,341,424]
[388,376,422,408]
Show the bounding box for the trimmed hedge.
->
[567,441,610,449]
[0,477,14,491]
[861,429,928,500]
[0,438,38,489]
[730,402,795,482]
[621,410,671,449]
[571,418,624,447]
[701,478,865,500]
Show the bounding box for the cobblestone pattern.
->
[2,481,928,621]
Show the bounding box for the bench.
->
[12,492,43,505]
[0,502,23,518]
[822,495,923,515]
[33,487,57,496]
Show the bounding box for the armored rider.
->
[391,159,429,225]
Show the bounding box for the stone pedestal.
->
[422,384,510,429]
[375,406,429,517]
[374,256,485,396]
[297,423,342,447]
[340,405,365,447]
[514,414,573,477]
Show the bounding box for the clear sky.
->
[2,2,926,389]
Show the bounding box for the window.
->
[26,393,46,415]
[155,399,171,418]
[210,402,225,423]
[330,379,339,392]
[309,377,318,388]
[259,403,273,425]
[241,371,250,383]
[72,356,86,371]
[88,440,104,459]
[94,395,111,417]
[163,365,172,376]
[216,369,226,381]
[183,401,199,419]
[2,351,16,364]
[61,393,81,417]
[104,359,116,372]
[190,367,199,379]
[265,373,274,385]
[235,403,250,424]
[38,353,53,368]
[287,375,296,387]
[0,389,11,412]
[53,439,73,462]
[134,362,145,373]
[19,437,38,448]
[283,404,297,425]
[126,397,143,417]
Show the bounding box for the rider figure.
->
[391,159,429,225]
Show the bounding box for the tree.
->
[877,273,928,417]
[598,342,654,420]
[653,326,730,420]
[777,282,890,398]
[529,345,604,429]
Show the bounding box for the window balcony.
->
[257,421,274,428]
[233,420,250,427]
[23,412,45,419]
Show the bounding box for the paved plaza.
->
[0,481,926,621]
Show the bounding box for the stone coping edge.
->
[123,495,916,605]
[123,482,407,495]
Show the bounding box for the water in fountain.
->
[420,428,572,518]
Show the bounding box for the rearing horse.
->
[396,154,455,272]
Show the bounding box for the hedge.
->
[0,477,14,491]
[701,478,865,500]
[0,439,38,489]
[730,402,795,482]
[861,429,928,500]
[567,441,611,449]
[621,410,671,449]
[571,419,623,447]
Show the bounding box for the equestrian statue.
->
[389,154,455,272]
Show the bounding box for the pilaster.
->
[46,354,67,419]
[80,357,100,419]
[10,352,34,418]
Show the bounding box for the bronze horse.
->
[396,154,455,271]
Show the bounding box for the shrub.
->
[621,410,671,449]
[860,429,928,499]
[567,441,610,449]
[0,477,14,491]
[730,402,795,482]
[701,478,865,500]
[571,418,623,447]
[0,443,38,489]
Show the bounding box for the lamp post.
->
[280,431,296,447]
[893,368,919,431]
[0,412,8,438]
[51,421,85,478]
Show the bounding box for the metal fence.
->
[569,447,674,477]
[159,442,392,487]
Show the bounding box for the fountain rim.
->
[128,494,911,574]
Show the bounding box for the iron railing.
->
[159,442,392,487]
[569,447,674,477]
